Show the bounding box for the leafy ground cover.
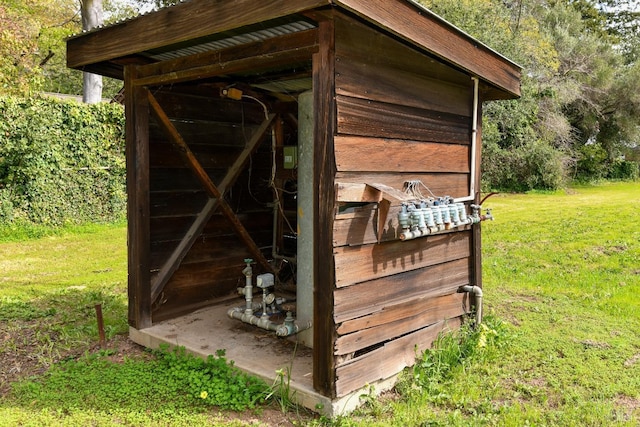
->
[1,182,639,426]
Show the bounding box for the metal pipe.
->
[227,306,312,337]
[229,263,311,337]
[227,307,279,332]
[240,259,253,315]
[272,253,297,263]
[454,76,479,203]
[399,228,429,241]
[460,285,483,325]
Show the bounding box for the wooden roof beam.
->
[132,29,318,87]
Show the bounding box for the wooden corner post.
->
[125,65,152,329]
[313,17,338,397]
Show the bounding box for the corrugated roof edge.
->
[66,0,185,40]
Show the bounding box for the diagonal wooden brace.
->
[147,90,276,303]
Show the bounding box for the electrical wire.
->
[239,93,273,206]
[240,93,296,244]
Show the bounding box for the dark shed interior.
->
[67,0,521,414]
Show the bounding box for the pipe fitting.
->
[449,203,461,226]
[275,311,312,337]
[398,203,411,233]
[241,259,254,315]
[459,285,483,325]
[399,228,430,241]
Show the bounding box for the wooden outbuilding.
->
[67,0,520,415]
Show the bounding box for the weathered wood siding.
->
[332,16,474,397]
[147,88,275,321]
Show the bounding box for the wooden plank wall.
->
[332,16,475,397]
[147,87,276,321]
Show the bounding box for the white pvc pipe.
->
[454,76,479,203]
[460,285,483,325]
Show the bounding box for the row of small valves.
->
[398,199,492,241]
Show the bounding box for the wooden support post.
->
[313,18,338,398]
[147,90,276,303]
[125,65,152,329]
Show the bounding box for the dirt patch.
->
[579,339,611,350]
[616,395,640,410]
[527,377,547,388]
[593,244,628,256]
[624,353,640,367]
[1,320,51,397]
[616,395,640,421]
[229,406,316,427]
[0,323,145,398]
[89,334,151,363]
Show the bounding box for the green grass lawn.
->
[1,182,639,426]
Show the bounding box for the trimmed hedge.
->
[0,95,125,225]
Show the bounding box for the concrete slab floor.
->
[130,300,341,414]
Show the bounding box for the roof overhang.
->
[67,0,521,99]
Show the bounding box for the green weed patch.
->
[10,345,270,414]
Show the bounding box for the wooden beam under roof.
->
[134,29,318,81]
[132,30,318,87]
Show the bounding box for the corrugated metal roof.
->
[148,21,317,61]
[68,2,174,40]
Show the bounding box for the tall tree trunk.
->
[80,0,103,103]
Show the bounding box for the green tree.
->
[597,0,640,62]
[0,0,138,99]
[0,2,47,96]
[422,0,639,187]
[419,0,569,190]
[548,1,639,177]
